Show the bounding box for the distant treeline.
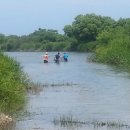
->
[0,13,130,68]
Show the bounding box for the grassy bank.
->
[92,27,130,70]
[0,53,28,113]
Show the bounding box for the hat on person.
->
[45,52,48,55]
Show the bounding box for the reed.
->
[54,116,130,129]
[26,81,43,94]
[42,82,77,88]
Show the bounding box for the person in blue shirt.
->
[63,52,69,62]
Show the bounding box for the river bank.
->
[0,52,28,128]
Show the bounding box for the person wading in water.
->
[63,52,69,62]
[54,52,60,63]
[43,52,49,63]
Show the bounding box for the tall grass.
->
[93,33,130,70]
[0,53,28,113]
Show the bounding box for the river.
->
[6,52,130,130]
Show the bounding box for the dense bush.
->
[77,41,98,52]
[94,28,130,69]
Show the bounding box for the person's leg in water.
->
[44,60,48,63]
[64,57,68,62]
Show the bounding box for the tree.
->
[65,14,115,42]
[63,25,73,37]
[0,34,6,44]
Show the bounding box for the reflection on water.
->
[6,52,130,130]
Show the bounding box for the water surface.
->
[6,52,130,130]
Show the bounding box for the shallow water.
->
[6,52,130,130]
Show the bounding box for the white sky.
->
[0,0,130,35]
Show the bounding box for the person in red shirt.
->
[43,52,48,63]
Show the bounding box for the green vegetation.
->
[0,29,71,51]
[0,14,116,52]
[54,116,129,128]
[0,13,130,69]
[0,53,28,113]
[94,26,130,69]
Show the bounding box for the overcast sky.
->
[0,0,130,35]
